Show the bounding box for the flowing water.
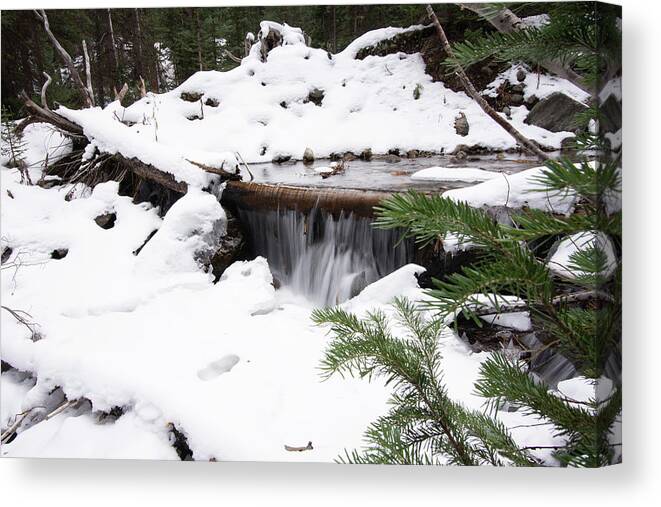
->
[238,207,414,306]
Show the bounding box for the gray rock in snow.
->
[510,93,525,106]
[302,147,315,164]
[516,68,527,82]
[454,112,470,137]
[524,92,588,133]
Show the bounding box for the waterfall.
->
[237,207,414,306]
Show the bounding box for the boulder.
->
[524,92,588,132]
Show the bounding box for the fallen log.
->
[18,91,84,136]
[221,181,401,218]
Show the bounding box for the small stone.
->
[384,154,401,164]
[406,149,419,158]
[502,106,512,119]
[510,84,525,94]
[1,246,12,264]
[516,68,526,82]
[302,147,315,164]
[360,148,372,161]
[94,212,116,230]
[454,112,470,136]
[343,152,357,161]
[204,97,219,107]
[180,91,203,102]
[307,88,324,106]
[271,152,292,164]
[51,248,68,260]
[510,93,525,106]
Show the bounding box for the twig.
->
[284,441,313,452]
[0,406,46,442]
[426,5,549,161]
[185,159,243,181]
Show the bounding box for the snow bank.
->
[484,64,590,104]
[443,165,577,215]
[56,23,584,174]
[548,231,617,280]
[411,166,502,182]
[59,106,239,189]
[339,24,429,59]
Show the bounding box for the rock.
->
[502,106,512,119]
[342,152,357,161]
[204,97,219,107]
[384,154,401,163]
[94,212,116,230]
[302,147,315,164]
[454,112,469,136]
[360,148,373,161]
[51,248,68,260]
[329,152,343,161]
[524,92,588,132]
[180,91,203,102]
[406,149,419,158]
[413,83,423,100]
[209,213,247,281]
[37,178,61,189]
[307,88,324,106]
[511,84,525,94]
[516,68,526,82]
[525,95,539,109]
[510,93,524,106]
[271,152,292,164]
[1,246,12,264]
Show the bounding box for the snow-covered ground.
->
[1,136,586,464]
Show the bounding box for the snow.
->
[520,14,551,29]
[59,105,239,188]
[411,166,502,182]
[443,165,578,215]
[548,231,617,280]
[0,23,602,464]
[339,24,429,59]
[53,23,584,181]
[2,410,179,460]
[484,64,590,105]
[480,311,532,332]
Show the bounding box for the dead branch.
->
[33,9,94,108]
[185,159,243,181]
[457,3,586,93]
[0,406,46,443]
[114,83,128,104]
[81,39,95,105]
[223,49,243,64]
[40,72,52,110]
[1,305,41,340]
[426,5,550,161]
[284,441,313,452]
[138,75,147,98]
[18,90,84,136]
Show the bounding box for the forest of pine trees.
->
[1,3,558,117]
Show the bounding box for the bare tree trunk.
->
[33,9,94,108]
[426,5,550,161]
[40,72,52,110]
[133,9,145,82]
[458,3,586,94]
[195,9,204,71]
[82,40,95,105]
[107,9,119,71]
